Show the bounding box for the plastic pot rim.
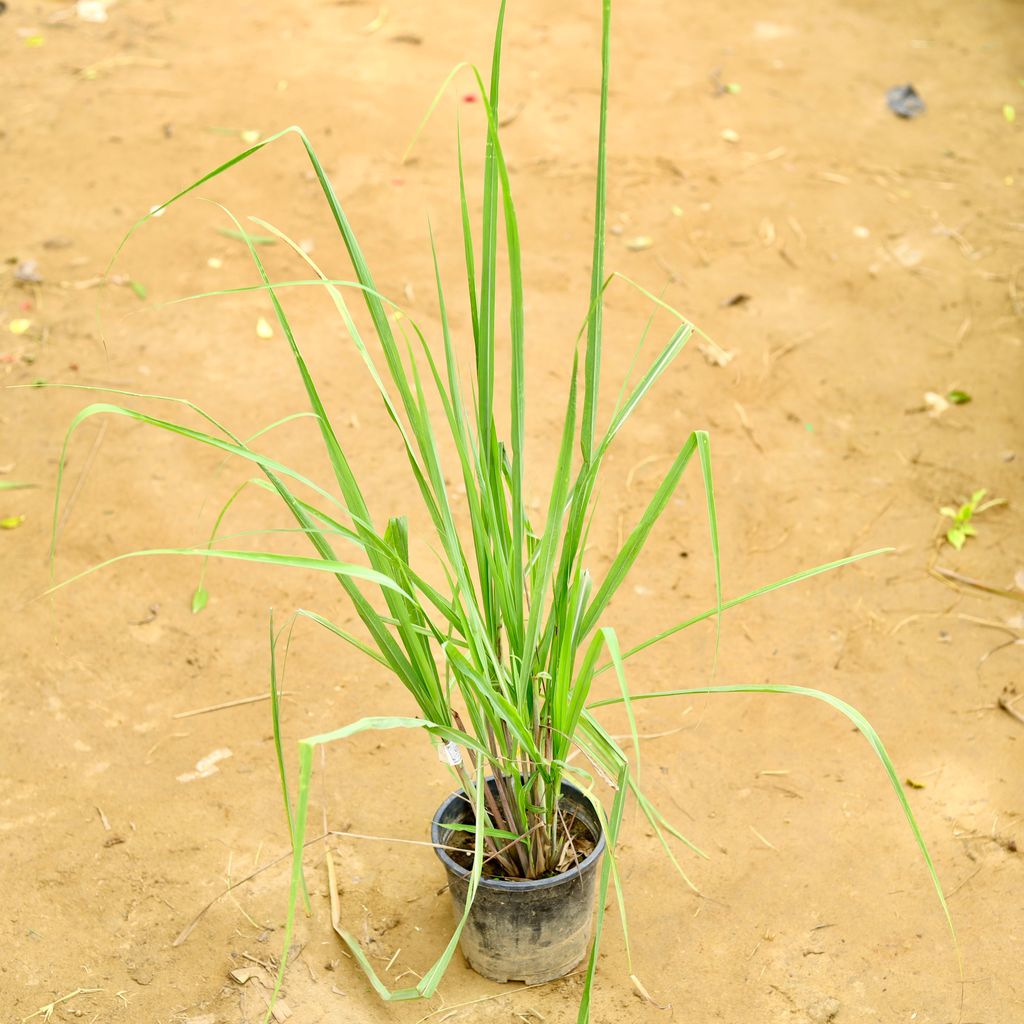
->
[430,779,607,893]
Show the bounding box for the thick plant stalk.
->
[452,753,519,876]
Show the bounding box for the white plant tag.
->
[437,741,462,767]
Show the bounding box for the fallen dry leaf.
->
[362,5,388,33]
[923,391,949,417]
[229,967,264,984]
[178,748,232,783]
[697,340,736,367]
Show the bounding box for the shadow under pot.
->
[431,779,606,985]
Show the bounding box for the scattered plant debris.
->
[15,260,42,283]
[998,687,1023,727]
[361,6,388,34]
[625,236,653,252]
[932,566,1024,602]
[177,748,233,783]
[697,339,736,367]
[76,1,110,23]
[709,69,741,96]
[21,987,103,1023]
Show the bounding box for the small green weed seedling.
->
[940,488,1004,550]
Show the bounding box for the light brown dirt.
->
[2,2,1022,1023]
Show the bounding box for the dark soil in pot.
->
[432,779,606,985]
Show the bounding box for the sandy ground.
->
[2,1,1023,1022]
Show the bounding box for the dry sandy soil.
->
[2,1,1022,1022]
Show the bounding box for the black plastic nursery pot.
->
[431,779,606,985]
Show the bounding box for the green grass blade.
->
[576,759,626,1024]
[222,205,463,723]
[401,61,473,164]
[293,609,392,670]
[596,324,691,457]
[269,717,489,1017]
[581,433,699,637]
[456,125,481,348]
[518,355,579,698]
[598,549,892,672]
[108,125,301,270]
[600,627,641,785]
[588,683,958,953]
[44,545,409,598]
[580,0,612,464]
[192,478,256,613]
[695,430,723,663]
[475,1,508,466]
[268,613,310,912]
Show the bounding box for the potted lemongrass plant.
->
[50,1,955,1020]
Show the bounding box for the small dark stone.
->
[886,84,926,118]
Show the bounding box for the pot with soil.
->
[48,1,955,1020]
[432,779,606,984]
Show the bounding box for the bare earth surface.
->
[2,2,1022,1022]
